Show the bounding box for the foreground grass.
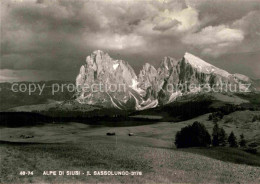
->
[0,143,260,183]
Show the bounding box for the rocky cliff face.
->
[75,50,254,110]
[75,50,141,110]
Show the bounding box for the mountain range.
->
[75,50,256,110]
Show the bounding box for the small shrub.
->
[209,111,224,123]
[175,121,211,148]
[248,142,258,148]
[243,148,257,154]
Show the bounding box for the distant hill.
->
[253,79,260,91]
[0,81,74,111]
[131,92,260,122]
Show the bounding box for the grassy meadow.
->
[0,111,260,183]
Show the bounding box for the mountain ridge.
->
[75,50,255,110]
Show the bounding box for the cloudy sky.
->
[1,0,260,82]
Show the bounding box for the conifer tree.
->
[212,123,220,146]
[219,128,227,146]
[239,134,246,147]
[228,131,238,147]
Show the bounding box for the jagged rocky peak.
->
[75,50,140,110]
[76,50,137,87]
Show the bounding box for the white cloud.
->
[183,25,244,45]
[182,25,244,56]
[155,6,199,32]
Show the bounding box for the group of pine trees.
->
[175,121,247,148]
[212,123,246,148]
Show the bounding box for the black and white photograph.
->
[0,0,260,183]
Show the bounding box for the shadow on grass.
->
[0,140,63,145]
[176,147,260,167]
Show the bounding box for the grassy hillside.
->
[1,143,259,183]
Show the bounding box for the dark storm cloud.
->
[1,0,98,75]
[0,0,260,82]
[10,0,102,33]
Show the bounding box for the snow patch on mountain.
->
[113,63,119,70]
